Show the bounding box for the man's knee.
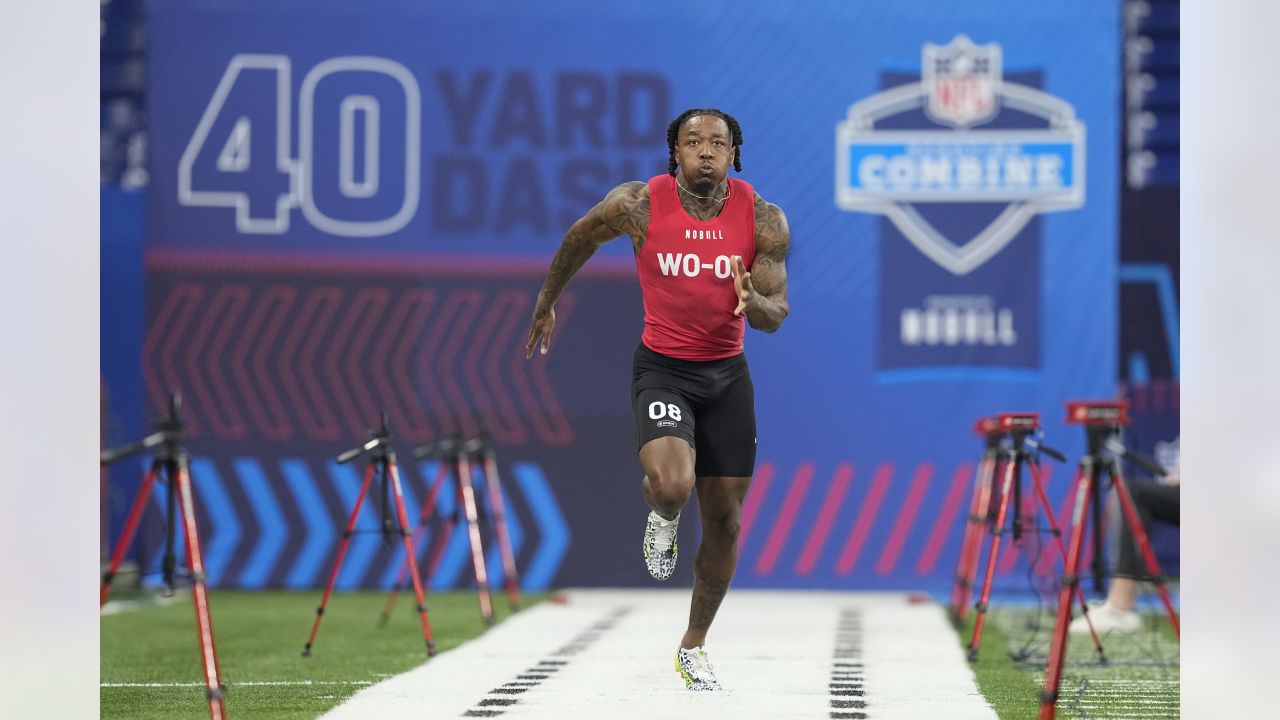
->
[701,507,741,544]
[647,468,694,515]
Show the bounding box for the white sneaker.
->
[675,646,722,691]
[1069,600,1141,635]
[643,511,679,580]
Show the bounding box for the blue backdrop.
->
[127,0,1121,591]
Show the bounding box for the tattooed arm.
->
[525,181,650,358]
[730,192,791,333]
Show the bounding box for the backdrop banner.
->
[139,0,1120,591]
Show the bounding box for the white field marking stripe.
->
[1069,685,1180,690]
[1073,690,1180,696]
[1039,671,1177,676]
[1075,691,1172,696]
[1071,701,1181,712]
[1078,701,1180,707]
[1078,697,1181,703]
[1070,671,1177,676]
[322,589,997,719]
[1078,688,1180,693]
[1065,680,1180,686]
[101,676,373,681]
[1080,707,1177,712]
[1048,682,1179,691]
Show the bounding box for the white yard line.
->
[322,589,995,719]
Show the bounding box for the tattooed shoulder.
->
[753,192,790,256]
[601,181,650,239]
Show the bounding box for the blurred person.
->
[1071,437,1180,634]
[525,108,790,690]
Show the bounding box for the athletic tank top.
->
[636,174,757,361]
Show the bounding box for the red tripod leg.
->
[481,448,521,611]
[387,458,437,655]
[174,457,227,720]
[1110,467,1180,638]
[303,463,375,656]
[1040,461,1095,720]
[966,455,1003,587]
[951,453,995,623]
[967,455,1017,661]
[1028,461,1106,658]
[381,460,449,626]
[455,451,495,624]
[101,465,159,607]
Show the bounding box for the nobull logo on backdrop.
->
[834,35,1087,374]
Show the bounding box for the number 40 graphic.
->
[178,54,421,237]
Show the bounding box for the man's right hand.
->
[525,305,556,358]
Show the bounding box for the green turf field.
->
[957,601,1180,718]
[101,590,538,719]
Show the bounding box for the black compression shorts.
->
[631,342,756,478]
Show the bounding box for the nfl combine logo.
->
[923,35,1000,128]
[835,35,1086,276]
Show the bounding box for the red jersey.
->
[636,174,757,360]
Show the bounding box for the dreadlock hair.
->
[666,108,743,176]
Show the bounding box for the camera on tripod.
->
[1064,400,1130,427]
[993,412,1065,461]
[994,411,1040,432]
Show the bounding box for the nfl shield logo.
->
[835,33,1084,276]
[923,35,1001,128]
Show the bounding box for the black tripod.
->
[100,392,228,720]
[302,413,436,657]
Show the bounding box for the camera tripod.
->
[948,416,1003,626]
[383,431,522,625]
[1039,400,1181,720]
[381,432,521,627]
[99,392,227,720]
[302,413,436,657]
[966,413,1106,663]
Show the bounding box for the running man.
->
[525,108,790,691]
